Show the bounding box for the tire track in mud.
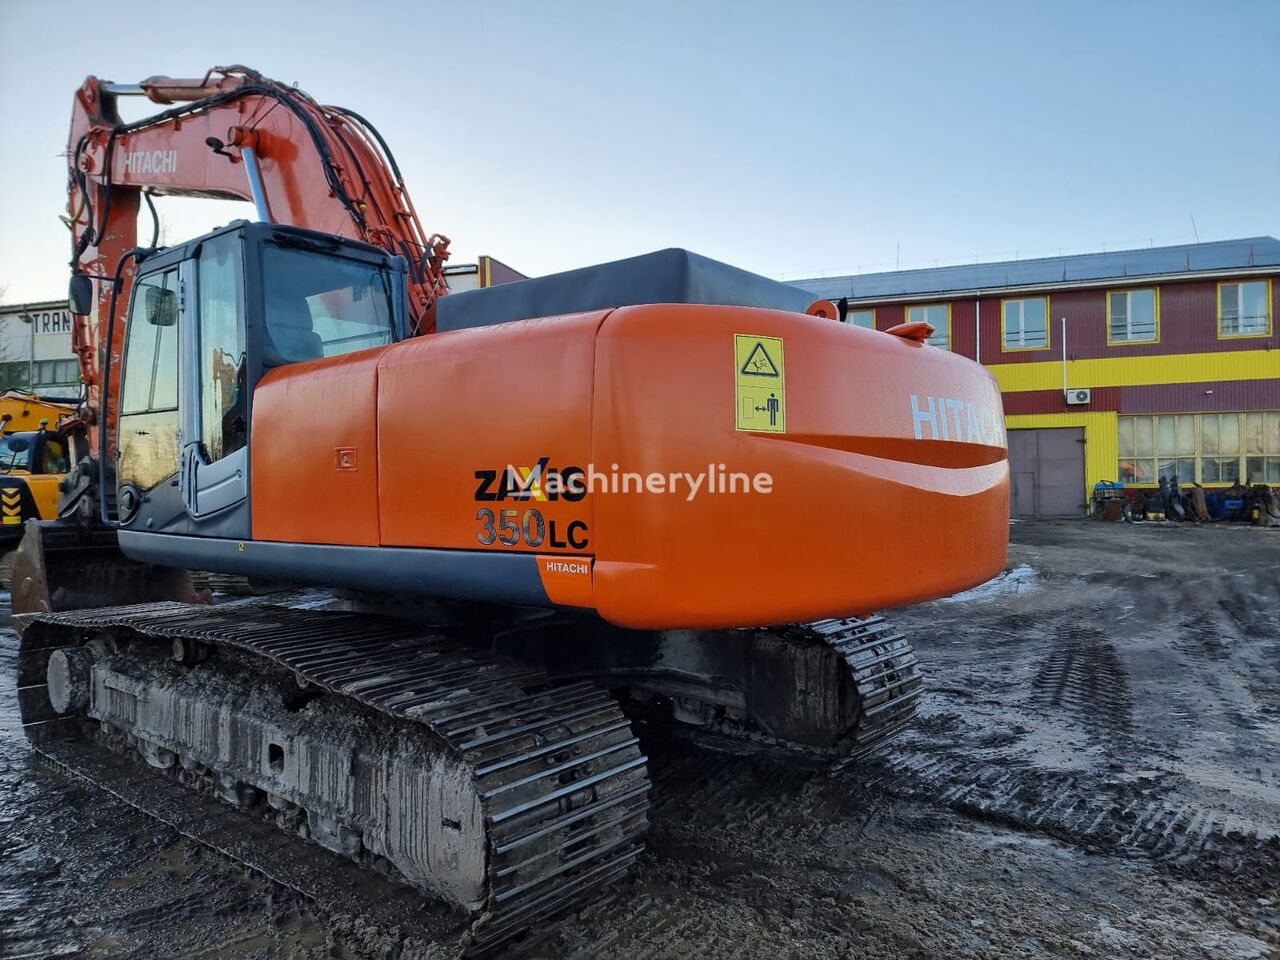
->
[1251,641,1280,721]
[861,749,1280,895]
[1173,588,1280,723]
[885,581,1280,897]
[1175,612,1234,661]
[647,738,879,849]
[550,737,889,960]
[1213,579,1280,642]
[1030,625,1133,735]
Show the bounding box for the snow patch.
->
[941,564,1039,603]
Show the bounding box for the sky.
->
[0,0,1277,305]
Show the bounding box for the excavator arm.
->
[66,65,450,458]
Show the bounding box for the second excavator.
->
[14,67,1010,953]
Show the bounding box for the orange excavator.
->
[14,66,1009,952]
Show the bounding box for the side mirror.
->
[69,274,93,315]
[7,438,30,453]
[145,284,178,327]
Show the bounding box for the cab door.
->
[117,268,182,508]
[178,231,251,532]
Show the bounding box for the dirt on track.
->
[2,520,1278,959]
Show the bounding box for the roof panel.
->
[793,236,1280,301]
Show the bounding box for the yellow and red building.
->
[795,237,1280,516]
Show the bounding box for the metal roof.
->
[0,299,66,315]
[792,236,1280,302]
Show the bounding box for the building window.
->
[32,359,79,389]
[1218,280,1271,338]
[1245,411,1280,483]
[1200,412,1241,483]
[0,362,30,391]
[1001,297,1049,350]
[905,303,950,350]
[1107,288,1159,344]
[846,308,875,330]
[1118,412,1280,485]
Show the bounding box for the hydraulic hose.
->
[97,247,149,528]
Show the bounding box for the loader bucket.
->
[10,518,205,615]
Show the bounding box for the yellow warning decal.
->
[2,488,20,524]
[734,334,785,433]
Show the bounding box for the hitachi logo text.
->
[122,150,178,175]
[910,394,1004,447]
[543,560,589,575]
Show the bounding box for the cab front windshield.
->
[260,243,396,367]
[0,433,33,471]
[0,432,68,474]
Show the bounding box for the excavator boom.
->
[66,66,449,461]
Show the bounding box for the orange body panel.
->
[377,312,604,551]
[590,305,1008,628]
[536,554,595,608]
[251,348,388,546]
[249,304,1008,629]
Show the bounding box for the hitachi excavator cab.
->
[111,221,409,538]
[9,221,410,610]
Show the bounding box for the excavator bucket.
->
[10,518,204,615]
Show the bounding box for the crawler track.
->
[690,616,925,763]
[18,601,651,955]
[796,616,925,760]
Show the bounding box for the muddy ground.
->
[2,520,1278,959]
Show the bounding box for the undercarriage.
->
[15,538,923,953]
[489,613,923,763]
[20,601,651,954]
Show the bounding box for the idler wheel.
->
[47,647,94,714]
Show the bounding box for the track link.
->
[18,600,651,955]
[544,613,926,765]
[805,615,926,760]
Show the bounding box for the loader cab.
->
[114,221,409,540]
[0,429,71,476]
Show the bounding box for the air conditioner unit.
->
[1066,388,1092,405]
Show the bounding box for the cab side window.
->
[121,271,179,415]
[39,436,69,474]
[197,235,247,462]
[118,269,180,492]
